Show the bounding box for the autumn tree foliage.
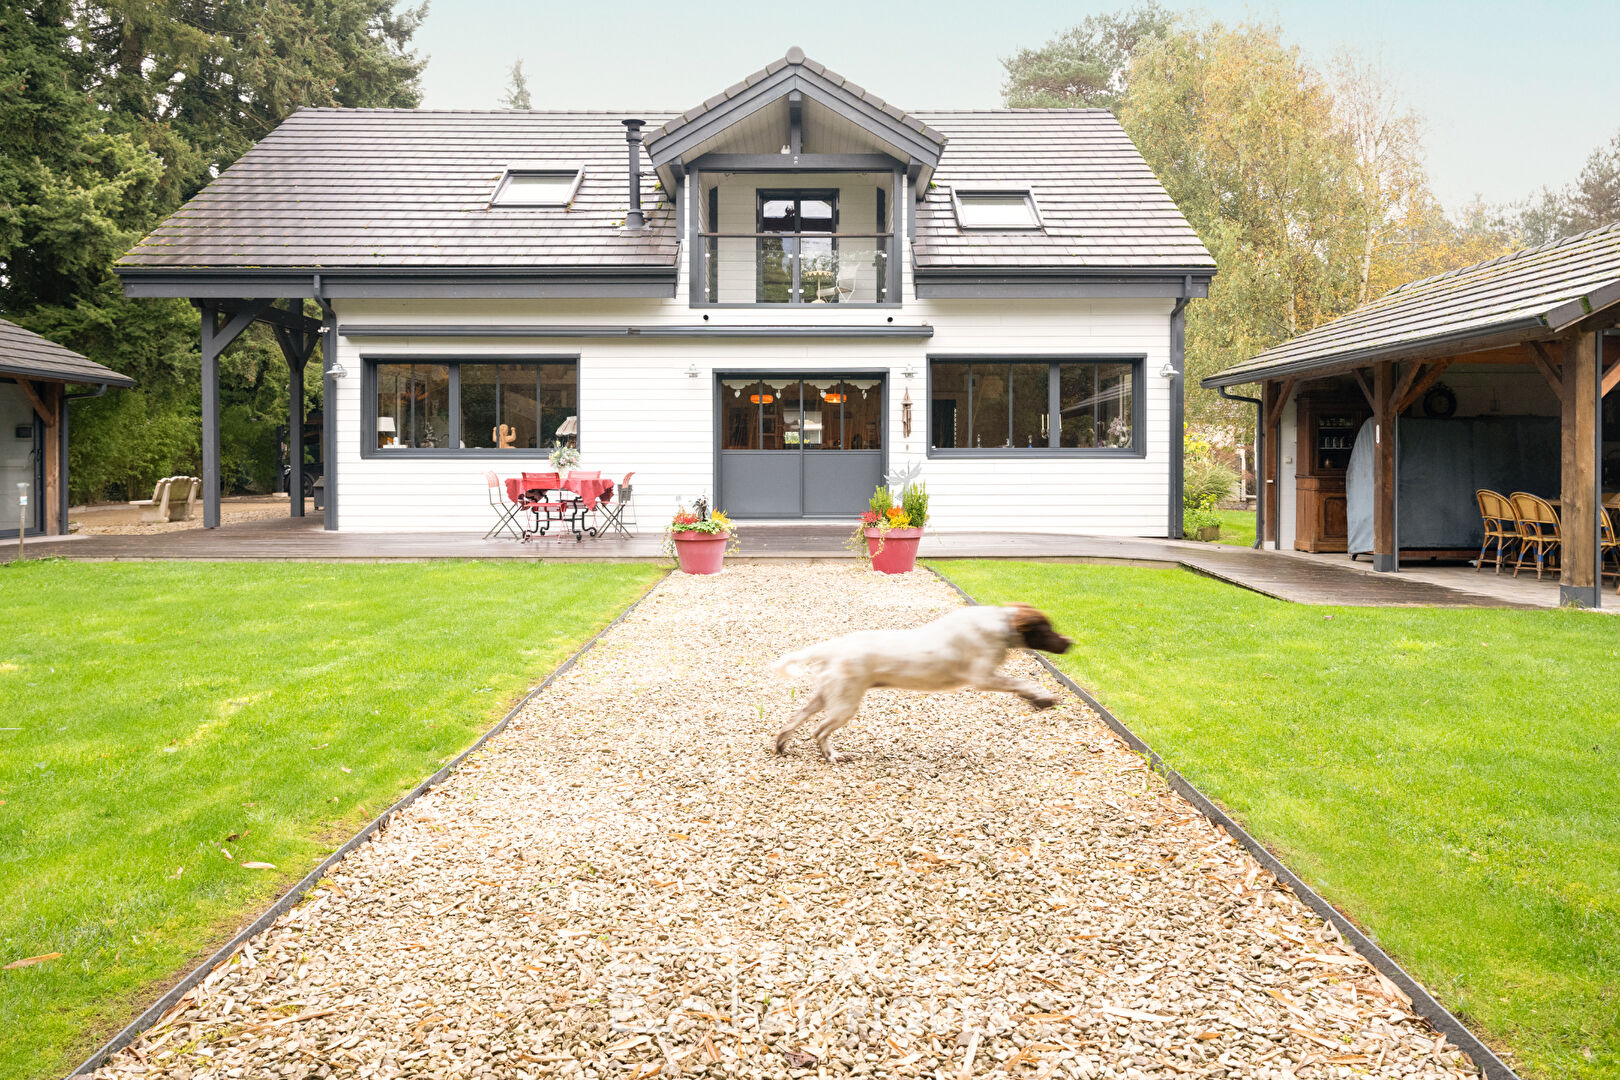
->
[1005,13,1518,428]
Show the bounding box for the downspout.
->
[62,383,112,536]
[312,274,337,531]
[1167,278,1190,539]
[1217,385,1264,549]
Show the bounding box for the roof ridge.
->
[1384,218,1620,297]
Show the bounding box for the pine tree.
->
[501,59,533,110]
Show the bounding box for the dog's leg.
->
[972,671,1058,710]
[810,686,866,764]
[773,689,825,755]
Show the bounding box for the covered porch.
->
[1207,225,1620,608]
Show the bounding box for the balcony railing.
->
[696,232,894,305]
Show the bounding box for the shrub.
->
[1184,456,1239,511]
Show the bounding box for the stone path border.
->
[928,565,1520,1080]
[66,574,668,1077]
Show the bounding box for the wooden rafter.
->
[1527,341,1562,395]
[1603,353,1620,398]
[1396,360,1454,414]
[1391,361,1421,414]
[1265,377,1295,430]
[15,379,52,424]
[1350,368,1374,409]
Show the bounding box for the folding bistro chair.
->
[596,472,636,538]
[565,471,604,541]
[1508,492,1561,580]
[1474,489,1519,573]
[483,471,524,540]
[517,471,567,540]
[1602,505,1620,596]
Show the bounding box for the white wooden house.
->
[117,49,1214,535]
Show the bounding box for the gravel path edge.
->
[64,570,671,1080]
[926,563,1522,1080]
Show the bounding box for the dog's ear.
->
[1007,603,1047,633]
[1008,604,1073,654]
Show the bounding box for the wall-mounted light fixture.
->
[686,363,699,378]
[1159,360,1179,379]
[326,361,348,379]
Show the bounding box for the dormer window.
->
[952,189,1041,231]
[492,168,583,207]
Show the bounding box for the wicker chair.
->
[1474,489,1519,574]
[1508,492,1561,580]
[1603,506,1620,596]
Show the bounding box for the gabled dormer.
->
[648,48,945,307]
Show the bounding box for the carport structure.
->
[1206,224,1620,608]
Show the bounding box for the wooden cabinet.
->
[1295,393,1368,552]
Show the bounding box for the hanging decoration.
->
[901,388,913,438]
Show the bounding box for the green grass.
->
[0,560,662,1080]
[1212,507,1257,547]
[934,561,1619,1080]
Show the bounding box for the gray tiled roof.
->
[120,110,681,270]
[914,110,1214,273]
[119,104,1212,278]
[1204,222,1620,387]
[651,47,946,149]
[0,318,135,386]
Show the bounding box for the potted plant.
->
[854,482,928,574]
[663,500,739,574]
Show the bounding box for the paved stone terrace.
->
[10,516,1548,609]
[93,565,1482,1079]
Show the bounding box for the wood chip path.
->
[93,565,1480,1079]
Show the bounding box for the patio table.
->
[509,473,615,541]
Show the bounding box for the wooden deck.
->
[7,516,1551,609]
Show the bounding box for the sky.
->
[411,0,1619,215]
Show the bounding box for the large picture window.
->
[928,358,1139,454]
[367,359,578,455]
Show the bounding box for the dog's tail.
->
[771,645,824,683]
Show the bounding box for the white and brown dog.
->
[771,604,1072,762]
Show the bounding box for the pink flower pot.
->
[672,531,730,574]
[865,527,923,574]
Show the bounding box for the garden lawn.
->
[936,561,1619,1080]
[0,560,662,1080]
[1213,508,1257,547]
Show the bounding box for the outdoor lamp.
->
[325,361,348,379]
[1159,359,1179,379]
[686,363,699,378]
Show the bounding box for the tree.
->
[1001,3,1171,111]
[0,1,429,502]
[1515,129,1620,244]
[501,59,533,110]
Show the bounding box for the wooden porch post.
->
[42,383,61,533]
[1263,380,1280,548]
[1560,329,1601,607]
[1372,361,1398,572]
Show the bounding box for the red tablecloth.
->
[561,475,613,510]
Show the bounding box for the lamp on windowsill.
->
[555,416,579,438]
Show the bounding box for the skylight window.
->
[952,189,1041,231]
[492,168,583,207]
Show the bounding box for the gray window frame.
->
[950,187,1044,232]
[359,353,580,459]
[491,166,585,208]
[925,354,1146,459]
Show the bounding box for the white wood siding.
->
[328,177,1178,536]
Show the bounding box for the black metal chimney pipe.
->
[623,118,645,231]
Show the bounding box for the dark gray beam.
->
[321,307,337,531]
[1169,284,1190,539]
[689,153,899,173]
[269,303,317,521]
[198,299,274,529]
[120,268,678,300]
[343,323,936,339]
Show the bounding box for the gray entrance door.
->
[718,374,885,518]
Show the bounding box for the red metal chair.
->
[517,471,567,539]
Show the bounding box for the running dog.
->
[771,604,1072,762]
